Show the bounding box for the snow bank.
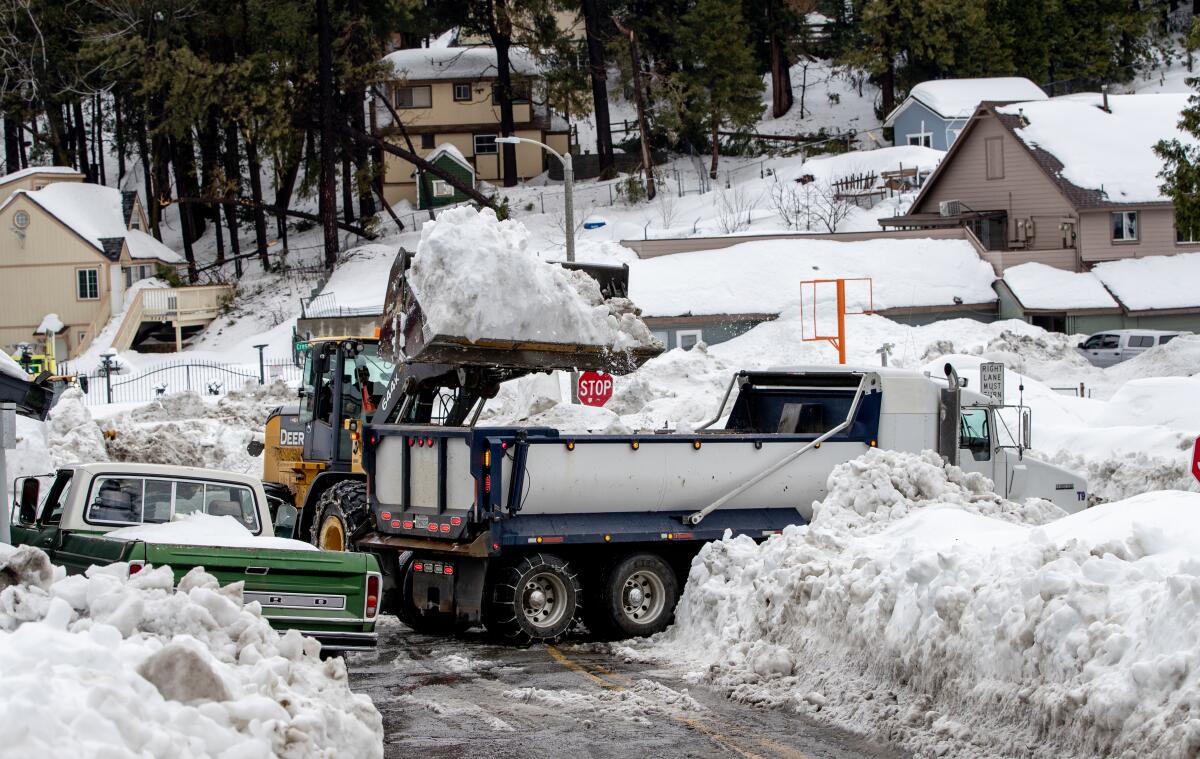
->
[406,207,659,350]
[0,350,25,380]
[1092,251,1200,311]
[1001,262,1118,310]
[107,513,318,552]
[998,94,1194,203]
[0,545,382,757]
[648,450,1200,758]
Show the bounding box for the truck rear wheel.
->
[595,553,678,639]
[486,553,580,644]
[310,481,369,552]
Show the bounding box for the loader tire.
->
[595,553,678,639]
[485,553,581,645]
[310,480,370,552]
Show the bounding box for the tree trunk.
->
[709,119,719,179]
[341,150,355,224]
[72,99,92,182]
[244,128,271,270]
[3,117,20,174]
[349,88,375,218]
[135,111,158,239]
[489,0,518,187]
[222,123,243,277]
[114,91,126,182]
[170,137,199,282]
[199,112,223,263]
[172,131,206,243]
[581,0,614,178]
[93,95,107,185]
[273,135,304,257]
[614,17,655,198]
[45,105,71,166]
[317,0,340,270]
[769,33,793,118]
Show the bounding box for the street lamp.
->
[495,136,574,262]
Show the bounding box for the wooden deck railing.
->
[111,285,234,352]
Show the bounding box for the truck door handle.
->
[245,566,270,575]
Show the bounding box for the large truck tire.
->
[485,553,581,644]
[594,553,679,639]
[396,555,469,635]
[310,480,370,551]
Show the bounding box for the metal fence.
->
[75,358,303,406]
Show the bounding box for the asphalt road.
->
[347,618,908,759]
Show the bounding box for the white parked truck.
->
[351,362,1086,643]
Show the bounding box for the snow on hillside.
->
[639,450,1200,759]
[0,545,382,758]
[757,58,882,138]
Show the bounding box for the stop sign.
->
[577,371,614,407]
[1192,437,1200,484]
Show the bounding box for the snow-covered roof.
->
[627,237,997,318]
[382,46,540,81]
[1001,262,1118,311]
[888,77,1047,124]
[36,313,65,335]
[996,94,1193,204]
[1,182,127,250]
[1092,251,1200,311]
[125,228,183,264]
[0,165,83,185]
[426,143,471,169]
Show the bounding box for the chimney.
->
[1101,83,1110,113]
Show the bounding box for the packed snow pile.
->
[647,449,1200,758]
[0,544,382,758]
[36,313,64,335]
[0,349,25,380]
[405,207,659,350]
[107,513,319,552]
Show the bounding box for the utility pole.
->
[317,0,339,270]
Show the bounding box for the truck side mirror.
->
[18,477,40,523]
[1021,410,1032,450]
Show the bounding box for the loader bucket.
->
[377,250,658,374]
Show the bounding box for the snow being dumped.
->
[0,544,382,758]
[646,449,1200,759]
[405,206,659,351]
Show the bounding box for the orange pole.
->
[836,279,847,364]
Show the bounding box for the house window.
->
[474,134,498,155]
[130,216,140,230]
[431,180,454,198]
[675,329,703,350]
[491,82,531,105]
[985,137,1004,180]
[906,133,932,148]
[77,268,99,300]
[421,133,435,149]
[1176,224,1199,244]
[12,210,29,229]
[453,83,471,101]
[1111,211,1138,241]
[393,85,432,109]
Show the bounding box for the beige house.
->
[377,45,570,206]
[881,93,1200,271]
[0,166,85,196]
[0,174,182,358]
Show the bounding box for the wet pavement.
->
[347,618,907,759]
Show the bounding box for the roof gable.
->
[382,46,541,82]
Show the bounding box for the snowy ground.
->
[0,544,381,758]
[630,451,1200,759]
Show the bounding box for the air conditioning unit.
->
[939,199,962,217]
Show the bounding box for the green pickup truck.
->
[11,462,380,652]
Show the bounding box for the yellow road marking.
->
[545,645,812,759]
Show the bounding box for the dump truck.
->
[258,249,1086,643]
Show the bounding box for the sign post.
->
[979,362,1005,402]
[577,371,614,407]
[1192,436,1200,485]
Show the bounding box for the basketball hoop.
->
[799,278,874,364]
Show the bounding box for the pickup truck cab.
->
[1076,329,1190,367]
[11,462,380,652]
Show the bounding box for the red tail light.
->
[450,517,462,526]
[440,524,450,533]
[128,561,146,576]
[381,512,392,520]
[365,573,381,619]
[413,562,424,571]
[443,565,454,575]
[484,475,491,493]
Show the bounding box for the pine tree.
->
[676,0,763,178]
[1155,21,1200,240]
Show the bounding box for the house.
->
[884,77,1047,150]
[377,46,570,206]
[413,143,476,210]
[880,93,1200,272]
[0,175,182,358]
[0,166,85,197]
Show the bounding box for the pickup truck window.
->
[86,476,261,533]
